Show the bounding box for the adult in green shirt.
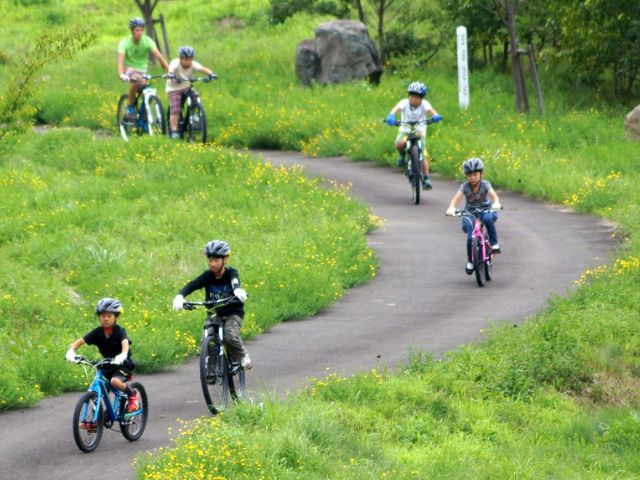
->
[117,17,169,118]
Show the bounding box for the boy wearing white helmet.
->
[166,45,217,139]
[172,240,251,369]
[117,17,170,120]
[65,298,140,412]
[446,158,502,274]
[386,81,442,189]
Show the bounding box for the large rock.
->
[624,105,640,141]
[294,20,382,86]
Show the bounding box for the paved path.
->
[0,151,616,479]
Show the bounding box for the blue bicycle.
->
[71,356,148,453]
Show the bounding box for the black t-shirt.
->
[83,324,132,360]
[179,266,244,318]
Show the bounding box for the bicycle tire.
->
[200,336,229,414]
[187,102,207,144]
[473,236,486,287]
[144,95,166,136]
[72,391,104,453]
[483,227,493,281]
[117,94,133,141]
[409,145,421,205]
[228,361,246,401]
[119,382,148,441]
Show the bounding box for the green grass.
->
[2,0,640,478]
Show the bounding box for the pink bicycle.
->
[451,207,501,287]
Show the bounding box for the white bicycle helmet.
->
[204,240,231,258]
[95,297,123,315]
[407,81,428,97]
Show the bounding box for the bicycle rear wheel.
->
[483,227,493,281]
[117,94,134,141]
[72,391,104,453]
[187,103,207,144]
[473,237,486,287]
[200,336,229,414]
[409,145,421,205]
[228,360,246,401]
[120,382,148,441]
[144,95,166,136]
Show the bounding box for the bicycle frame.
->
[79,360,136,424]
[463,211,492,264]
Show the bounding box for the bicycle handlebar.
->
[183,296,240,311]
[382,119,437,127]
[446,207,503,217]
[128,73,172,82]
[172,74,218,84]
[73,356,117,367]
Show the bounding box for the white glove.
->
[492,202,502,211]
[119,73,130,82]
[234,288,247,303]
[113,352,128,365]
[446,206,456,216]
[173,294,185,311]
[66,348,77,363]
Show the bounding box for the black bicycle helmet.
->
[129,17,145,29]
[462,157,484,174]
[178,45,195,58]
[95,297,123,315]
[204,239,230,258]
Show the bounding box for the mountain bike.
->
[70,356,148,453]
[183,296,246,414]
[167,74,217,143]
[449,207,501,287]
[388,119,436,205]
[117,73,168,141]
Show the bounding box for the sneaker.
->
[125,105,137,121]
[465,262,474,274]
[422,177,432,190]
[396,153,406,167]
[240,353,252,370]
[170,131,180,139]
[127,393,140,413]
[80,421,97,432]
[491,243,501,253]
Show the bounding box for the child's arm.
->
[198,65,215,77]
[386,101,403,125]
[117,52,128,81]
[151,49,170,72]
[66,338,86,362]
[446,191,464,215]
[488,188,502,210]
[113,339,130,365]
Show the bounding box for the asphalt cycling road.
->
[0,150,616,480]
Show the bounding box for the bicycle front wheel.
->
[117,94,133,141]
[228,360,246,401]
[120,382,148,441]
[472,237,486,287]
[200,336,229,414]
[187,103,207,144]
[409,145,421,205]
[145,95,166,136]
[72,391,104,453]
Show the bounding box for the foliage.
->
[268,0,350,24]
[0,26,95,143]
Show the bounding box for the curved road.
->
[0,151,616,479]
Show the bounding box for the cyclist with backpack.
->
[117,17,169,120]
[172,240,252,369]
[386,81,442,189]
[166,45,216,139]
[65,298,140,413]
[446,158,502,274]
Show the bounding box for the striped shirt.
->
[459,180,493,211]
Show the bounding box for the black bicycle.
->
[183,296,246,414]
[168,74,217,143]
[394,119,436,205]
[117,73,169,141]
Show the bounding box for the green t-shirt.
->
[117,35,157,72]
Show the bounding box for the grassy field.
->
[2,0,640,478]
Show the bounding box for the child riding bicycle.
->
[446,157,502,274]
[166,45,216,139]
[172,240,252,369]
[117,17,169,120]
[386,81,442,189]
[65,298,140,413]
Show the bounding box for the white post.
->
[456,26,469,109]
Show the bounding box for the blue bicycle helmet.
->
[95,297,124,316]
[204,240,231,258]
[178,46,195,58]
[129,17,145,29]
[462,157,485,174]
[407,81,428,97]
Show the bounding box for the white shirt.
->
[166,58,204,93]
[393,98,434,135]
